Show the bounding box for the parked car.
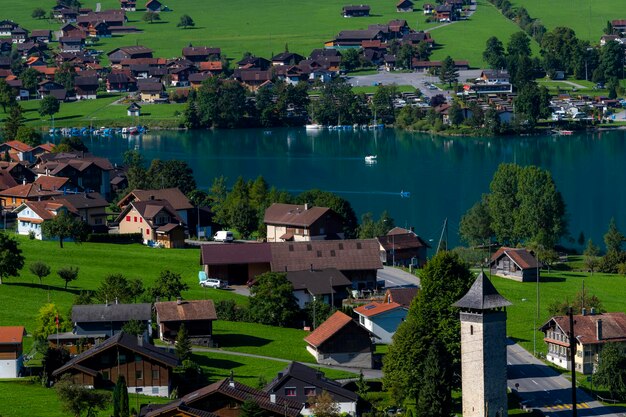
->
[200,278,228,289]
[214,230,234,242]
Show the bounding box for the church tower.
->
[453,272,511,417]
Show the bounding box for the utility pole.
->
[568,306,578,417]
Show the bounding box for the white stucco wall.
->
[127,385,169,397]
[0,357,22,378]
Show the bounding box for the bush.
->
[215,299,249,322]
[86,233,142,244]
[598,251,626,273]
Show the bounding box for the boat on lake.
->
[552,129,574,136]
[305,124,322,130]
[400,190,411,198]
[364,155,377,163]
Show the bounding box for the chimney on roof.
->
[115,297,118,304]
[105,298,109,306]
[177,297,182,305]
[270,394,277,404]
[137,334,143,346]
[38,184,42,191]
[229,370,235,388]
[45,168,49,176]
[22,178,26,185]
[304,203,309,211]
[596,319,603,341]
[582,308,587,316]
[591,307,596,315]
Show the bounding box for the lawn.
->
[0,236,247,345]
[0,378,171,417]
[429,0,540,67]
[8,0,439,64]
[0,95,185,128]
[509,0,626,42]
[490,268,626,356]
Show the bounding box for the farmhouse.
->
[182,46,221,62]
[304,311,374,368]
[108,46,154,64]
[30,29,51,43]
[264,203,345,242]
[51,192,109,231]
[137,79,166,102]
[120,0,137,11]
[117,187,194,225]
[376,227,430,267]
[540,311,626,374]
[611,19,626,34]
[72,303,153,338]
[264,362,359,416]
[0,176,69,210]
[435,4,453,21]
[354,302,407,344]
[115,199,185,248]
[74,75,98,99]
[14,200,70,239]
[0,326,25,378]
[489,247,541,282]
[396,0,414,12]
[145,0,162,12]
[155,299,217,344]
[342,5,371,17]
[140,378,303,417]
[52,331,178,397]
[286,268,353,309]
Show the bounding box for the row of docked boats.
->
[305,124,384,131]
[48,126,148,137]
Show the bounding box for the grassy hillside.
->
[512,0,626,42]
[429,0,540,67]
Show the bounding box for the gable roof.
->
[72,303,152,322]
[155,300,217,322]
[544,312,626,346]
[122,199,183,224]
[286,268,352,295]
[16,201,65,220]
[385,287,418,307]
[144,378,303,417]
[490,247,541,270]
[264,362,358,401]
[200,242,273,265]
[1,140,32,152]
[354,301,404,318]
[51,192,109,211]
[377,232,430,251]
[0,326,25,344]
[118,188,193,211]
[53,331,178,377]
[304,311,353,347]
[264,203,333,227]
[452,272,511,311]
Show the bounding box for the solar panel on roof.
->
[364,305,376,310]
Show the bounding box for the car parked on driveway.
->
[200,278,228,289]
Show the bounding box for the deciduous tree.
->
[30,261,51,286]
[483,36,506,69]
[34,303,64,340]
[39,95,60,120]
[41,210,89,248]
[55,374,110,417]
[57,266,79,289]
[459,195,493,247]
[32,7,46,19]
[594,343,626,401]
[177,14,195,28]
[146,159,197,194]
[583,239,600,274]
[16,126,42,146]
[249,272,299,327]
[150,270,189,301]
[142,11,160,23]
[0,232,25,285]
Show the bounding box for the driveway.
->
[377,266,420,288]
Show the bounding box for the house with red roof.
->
[0,176,70,210]
[354,301,407,344]
[540,311,626,374]
[489,247,542,282]
[0,326,26,378]
[304,311,374,368]
[376,227,430,267]
[14,200,70,239]
[0,140,33,163]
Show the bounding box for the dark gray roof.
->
[286,268,352,295]
[72,303,152,322]
[452,272,511,310]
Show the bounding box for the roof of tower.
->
[453,272,511,310]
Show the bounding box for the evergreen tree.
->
[415,342,451,417]
[2,104,23,139]
[113,376,121,417]
[594,343,626,400]
[0,79,15,112]
[119,375,129,417]
[175,323,192,361]
[604,217,625,254]
[439,56,458,87]
[583,239,600,275]
[483,36,507,69]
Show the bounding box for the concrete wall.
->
[127,385,170,397]
[306,345,372,369]
[460,311,508,417]
[360,309,407,344]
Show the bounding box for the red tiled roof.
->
[385,287,418,307]
[198,61,222,71]
[354,302,403,317]
[490,247,541,270]
[264,203,331,227]
[21,201,65,220]
[2,140,32,152]
[542,312,626,345]
[304,311,352,347]
[0,326,25,344]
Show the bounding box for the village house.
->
[611,19,626,34]
[342,5,371,17]
[74,75,98,99]
[106,72,137,92]
[383,286,418,308]
[108,46,153,64]
[52,332,178,397]
[72,303,152,338]
[14,200,70,239]
[115,199,186,248]
[396,0,414,12]
[38,80,67,101]
[11,27,28,43]
[264,362,359,416]
[155,299,217,345]
[117,187,194,226]
[237,55,272,70]
[51,192,109,232]
[0,160,36,184]
[0,170,18,193]
[140,378,303,417]
[304,311,374,368]
[0,326,25,378]
[272,52,304,66]
[59,36,85,53]
[0,20,18,37]
[376,226,430,267]
[541,311,626,374]
[120,0,137,11]
[435,4,453,21]
[264,203,345,242]
[0,176,70,210]
[286,268,353,309]
[30,29,51,43]
[145,0,162,12]
[354,301,407,344]
[182,46,221,62]
[331,28,384,48]
[137,79,166,102]
[200,239,382,288]
[489,247,541,282]
[127,102,141,116]
[233,69,272,91]
[0,140,34,163]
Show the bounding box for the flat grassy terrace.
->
[491,265,626,356]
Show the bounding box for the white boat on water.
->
[365,155,377,163]
[305,124,322,130]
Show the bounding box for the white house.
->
[0,326,25,378]
[354,301,407,344]
[14,201,66,239]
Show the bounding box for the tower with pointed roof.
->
[453,272,511,417]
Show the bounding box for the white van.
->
[214,230,234,242]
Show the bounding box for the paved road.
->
[190,346,383,379]
[377,266,420,288]
[507,341,626,417]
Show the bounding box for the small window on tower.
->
[470,325,473,335]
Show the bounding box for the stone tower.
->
[453,272,511,417]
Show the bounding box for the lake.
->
[74,127,626,248]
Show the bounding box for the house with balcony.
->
[115,199,186,248]
[264,203,344,242]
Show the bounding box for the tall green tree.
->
[459,196,493,247]
[371,85,398,124]
[55,374,110,417]
[514,82,551,127]
[150,270,189,301]
[249,272,299,326]
[483,36,507,69]
[96,274,134,303]
[175,323,192,361]
[439,56,458,87]
[39,95,60,120]
[146,159,197,194]
[604,217,625,254]
[57,266,79,289]
[595,343,626,400]
[0,232,25,285]
[383,251,473,405]
[341,48,361,71]
[177,14,195,28]
[41,211,89,248]
[2,104,23,139]
[0,79,15,113]
[122,149,149,191]
[583,239,600,275]
[30,261,51,286]
[142,11,160,23]
[415,342,451,417]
